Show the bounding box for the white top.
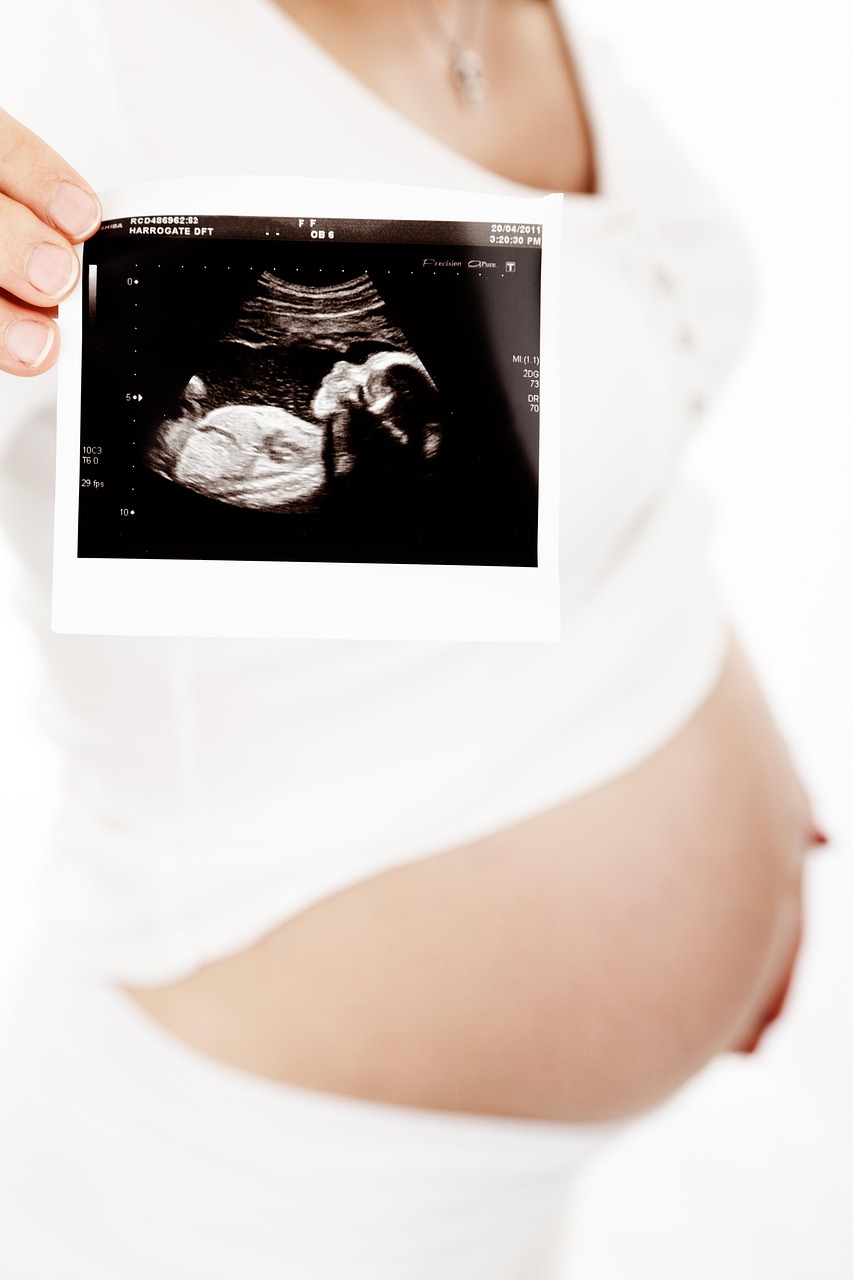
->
[0,0,754,983]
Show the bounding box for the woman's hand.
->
[0,107,101,377]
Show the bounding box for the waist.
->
[0,933,619,1280]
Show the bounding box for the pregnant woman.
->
[0,1,821,1276]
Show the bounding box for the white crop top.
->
[0,0,754,983]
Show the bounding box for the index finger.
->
[0,107,101,241]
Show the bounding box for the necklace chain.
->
[412,0,489,106]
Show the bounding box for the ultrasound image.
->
[145,272,445,514]
[77,217,541,566]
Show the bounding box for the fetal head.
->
[312,350,443,470]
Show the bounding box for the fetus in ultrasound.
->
[145,271,447,513]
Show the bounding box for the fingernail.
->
[5,319,55,367]
[48,182,101,239]
[26,242,76,298]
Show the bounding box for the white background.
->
[561,0,853,1274]
[1,0,851,1275]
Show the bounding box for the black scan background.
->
[78,236,541,566]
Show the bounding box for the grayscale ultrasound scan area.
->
[78,215,543,567]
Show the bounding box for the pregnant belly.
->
[124,637,817,1123]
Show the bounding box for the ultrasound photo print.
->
[55,181,562,639]
[77,215,543,567]
[146,272,445,514]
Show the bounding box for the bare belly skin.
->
[124,637,817,1122]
